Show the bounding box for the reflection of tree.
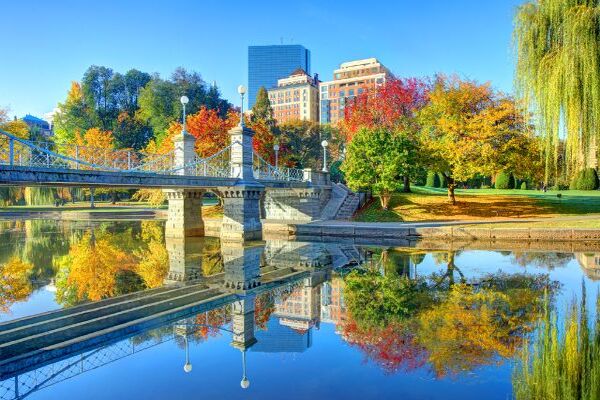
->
[511,252,573,270]
[431,251,465,288]
[255,292,276,330]
[342,318,427,374]
[201,238,223,277]
[342,264,556,377]
[0,257,34,313]
[344,269,430,328]
[192,306,232,341]
[56,232,137,304]
[136,222,168,288]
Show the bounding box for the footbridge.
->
[0,240,364,398]
[0,123,353,241]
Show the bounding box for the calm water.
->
[0,219,597,400]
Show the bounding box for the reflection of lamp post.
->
[180,96,189,134]
[183,335,192,373]
[321,140,329,172]
[273,144,280,168]
[240,350,250,389]
[237,85,246,127]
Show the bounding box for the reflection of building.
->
[576,253,600,280]
[275,278,321,331]
[319,58,392,125]
[267,69,320,124]
[320,277,346,331]
[248,44,311,108]
[251,318,312,353]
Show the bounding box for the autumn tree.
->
[343,127,420,209]
[419,76,538,204]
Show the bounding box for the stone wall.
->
[263,188,322,221]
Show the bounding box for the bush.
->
[570,168,599,190]
[520,181,528,190]
[426,171,441,188]
[495,171,515,189]
[438,173,448,188]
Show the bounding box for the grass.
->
[354,186,600,223]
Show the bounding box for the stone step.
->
[0,282,209,345]
[0,286,221,361]
[335,193,360,220]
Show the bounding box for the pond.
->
[0,219,597,399]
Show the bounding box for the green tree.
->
[342,127,419,209]
[251,86,274,126]
[514,0,600,181]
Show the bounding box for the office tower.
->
[319,58,392,125]
[248,44,311,108]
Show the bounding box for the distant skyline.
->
[1,0,523,119]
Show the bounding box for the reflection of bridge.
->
[0,124,356,242]
[0,240,363,399]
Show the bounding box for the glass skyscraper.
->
[248,44,311,108]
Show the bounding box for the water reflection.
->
[0,220,599,399]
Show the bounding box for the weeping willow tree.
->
[514,0,600,184]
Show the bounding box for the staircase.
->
[335,192,360,220]
[320,183,361,221]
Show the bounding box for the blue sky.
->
[1,0,523,118]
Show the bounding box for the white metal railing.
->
[252,151,304,182]
[169,143,234,178]
[0,130,175,174]
[0,129,309,182]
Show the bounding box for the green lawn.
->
[355,186,600,223]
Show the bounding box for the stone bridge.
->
[0,123,361,241]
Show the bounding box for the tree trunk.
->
[446,175,456,205]
[111,190,118,205]
[380,190,390,210]
[402,175,411,193]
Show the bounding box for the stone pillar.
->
[302,168,312,183]
[173,131,196,175]
[228,125,256,181]
[164,189,204,238]
[219,186,264,242]
[230,295,257,351]
[222,242,263,291]
[164,236,202,284]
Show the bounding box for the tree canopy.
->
[514,0,600,180]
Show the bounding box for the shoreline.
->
[2,209,600,243]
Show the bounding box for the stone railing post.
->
[173,131,196,176]
[303,168,312,183]
[228,125,256,181]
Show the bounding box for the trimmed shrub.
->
[570,168,599,190]
[426,171,440,188]
[437,172,448,188]
[495,171,515,189]
[520,181,528,190]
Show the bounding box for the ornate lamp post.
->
[321,140,329,172]
[183,335,192,373]
[240,350,250,389]
[237,85,246,127]
[180,96,189,134]
[273,143,280,168]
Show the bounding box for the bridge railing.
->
[252,151,304,182]
[0,130,175,174]
[170,143,234,178]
